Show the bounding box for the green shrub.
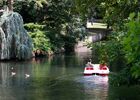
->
[24,23,52,51]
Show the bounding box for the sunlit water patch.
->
[75,75,109,100]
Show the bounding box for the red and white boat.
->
[84,64,110,76]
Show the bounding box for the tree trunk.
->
[7,0,13,11]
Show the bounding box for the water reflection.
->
[0,53,139,100]
[0,61,31,100]
[0,62,32,87]
[0,53,108,100]
[76,75,109,100]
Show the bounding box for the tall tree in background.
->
[8,0,14,11]
[44,0,86,52]
[14,0,48,23]
[73,0,138,29]
[14,0,86,52]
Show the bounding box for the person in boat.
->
[99,61,107,69]
[86,59,93,67]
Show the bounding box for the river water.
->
[0,51,140,100]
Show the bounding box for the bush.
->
[24,23,52,52]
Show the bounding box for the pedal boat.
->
[84,64,109,76]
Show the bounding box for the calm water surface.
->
[0,52,140,100]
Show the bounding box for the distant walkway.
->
[86,21,107,29]
[75,21,112,52]
[87,21,112,42]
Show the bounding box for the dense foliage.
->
[92,13,140,85]
[2,0,140,85]
[24,23,51,52]
[13,0,86,53]
[73,0,139,29]
[123,13,140,79]
[73,0,140,85]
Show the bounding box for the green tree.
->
[44,0,86,52]
[24,23,51,52]
[72,0,138,29]
[14,0,86,53]
[14,0,48,23]
[123,13,140,79]
[103,0,138,29]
